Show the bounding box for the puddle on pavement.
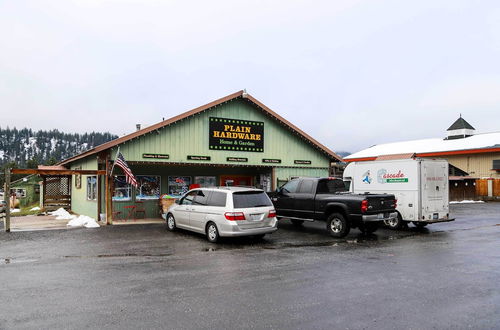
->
[1,257,38,265]
[64,253,172,259]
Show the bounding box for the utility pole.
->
[4,168,10,232]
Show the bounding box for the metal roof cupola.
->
[445,115,475,140]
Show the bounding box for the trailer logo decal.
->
[377,169,408,183]
[362,171,372,184]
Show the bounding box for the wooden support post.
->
[105,157,113,225]
[271,167,276,192]
[5,168,11,232]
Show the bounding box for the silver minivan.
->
[162,187,278,243]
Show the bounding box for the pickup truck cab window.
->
[281,180,299,193]
[298,180,315,194]
[316,179,347,194]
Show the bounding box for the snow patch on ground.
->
[450,200,485,204]
[67,215,100,228]
[48,208,99,228]
[30,206,41,211]
[10,209,20,213]
[49,208,75,220]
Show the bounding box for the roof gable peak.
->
[447,116,475,131]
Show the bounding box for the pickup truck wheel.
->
[326,213,350,238]
[384,212,404,230]
[359,222,378,234]
[291,219,304,227]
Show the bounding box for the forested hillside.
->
[0,127,117,169]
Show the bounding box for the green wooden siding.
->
[115,98,331,168]
[70,157,98,219]
[275,167,329,182]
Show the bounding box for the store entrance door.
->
[220,175,253,187]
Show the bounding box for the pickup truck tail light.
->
[268,210,276,218]
[361,199,369,213]
[225,212,246,221]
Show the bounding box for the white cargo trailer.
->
[343,158,454,229]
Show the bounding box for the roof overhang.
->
[59,91,342,166]
[346,147,500,162]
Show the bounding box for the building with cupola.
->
[344,116,500,200]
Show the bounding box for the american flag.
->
[114,152,138,187]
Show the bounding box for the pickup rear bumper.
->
[362,212,398,222]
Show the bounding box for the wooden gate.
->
[449,179,477,201]
[43,176,71,211]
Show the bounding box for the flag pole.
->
[110,146,120,176]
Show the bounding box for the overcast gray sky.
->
[1,0,499,153]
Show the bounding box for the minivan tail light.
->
[225,212,246,221]
[268,210,276,218]
[361,199,368,213]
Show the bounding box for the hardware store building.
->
[59,91,342,221]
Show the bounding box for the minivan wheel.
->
[384,212,404,230]
[206,222,220,243]
[326,213,350,238]
[166,214,176,231]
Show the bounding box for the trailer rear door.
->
[421,160,448,220]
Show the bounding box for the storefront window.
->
[113,176,132,201]
[168,176,192,198]
[86,176,97,201]
[194,176,216,188]
[136,175,161,200]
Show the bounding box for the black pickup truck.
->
[268,177,398,238]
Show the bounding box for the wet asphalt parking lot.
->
[0,203,499,330]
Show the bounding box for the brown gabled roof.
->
[59,90,342,165]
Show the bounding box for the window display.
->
[194,176,216,188]
[136,175,161,200]
[168,176,192,197]
[113,176,132,201]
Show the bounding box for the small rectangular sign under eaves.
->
[187,155,211,161]
[143,153,169,159]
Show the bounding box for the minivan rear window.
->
[232,191,273,208]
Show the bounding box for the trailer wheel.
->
[412,222,428,228]
[326,213,350,238]
[358,222,378,234]
[384,212,404,230]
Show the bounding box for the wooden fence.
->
[475,179,500,197]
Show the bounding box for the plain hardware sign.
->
[209,117,264,152]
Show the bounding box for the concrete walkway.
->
[10,215,71,231]
[8,215,164,231]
